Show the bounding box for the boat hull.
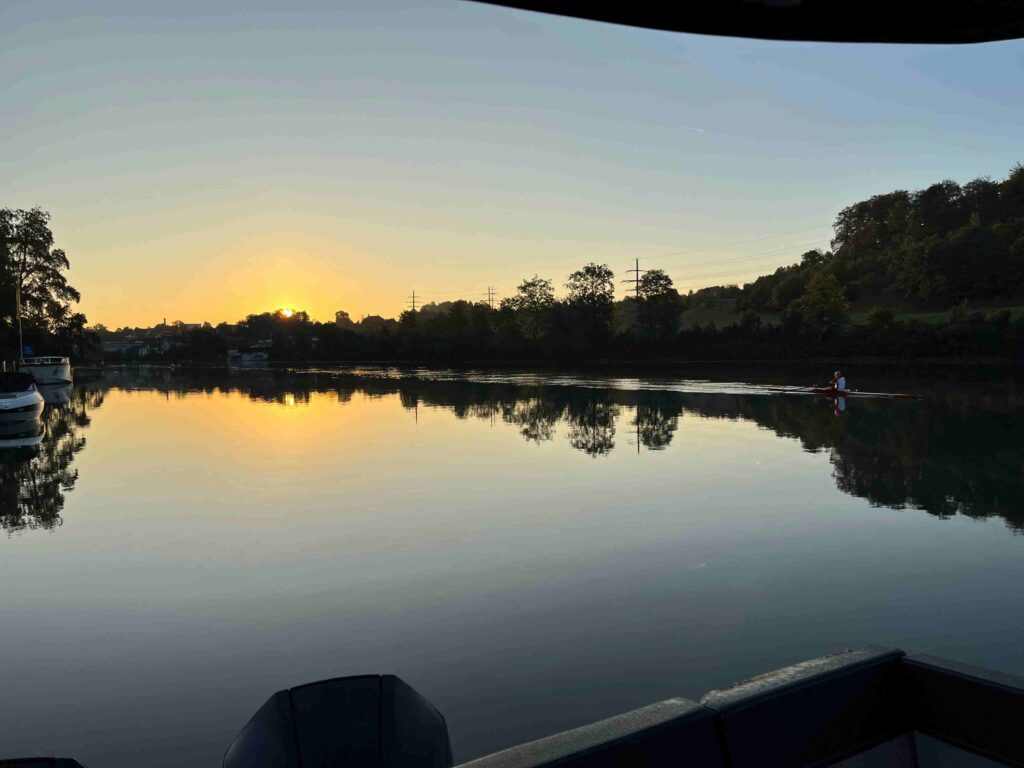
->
[767,386,922,400]
[0,391,44,420]
[20,358,72,385]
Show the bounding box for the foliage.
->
[500,275,555,342]
[635,268,681,342]
[0,207,82,333]
[0,207,95,359]
[791,273,850,340]
[866,306,896,328]
[564,263,615,354]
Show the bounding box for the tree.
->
[500,275,555,342]
[636,269,680,341]
[800,249,828,268]
[565,263,614,308]
[564,263,615,352]
[636,269,672,302]
[792,273,850,340]
[0,207,82,334]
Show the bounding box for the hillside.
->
[681,161,1024,323]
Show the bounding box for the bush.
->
[866,306,896,327]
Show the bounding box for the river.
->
[1,364,1022,766]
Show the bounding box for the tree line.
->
[110,161,1024,363]
[15,159,1024,364]
[737,161,1024,313]
[127,271,1024,365]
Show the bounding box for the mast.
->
[16,283,24,366]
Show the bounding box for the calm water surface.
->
[2,365,1023,767]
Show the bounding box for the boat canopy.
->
[0,372,37,392]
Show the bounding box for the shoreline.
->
[83,355,1023,370]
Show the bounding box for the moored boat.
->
[19,356,73,385]
[0,372,45,422]
[227,349,270,365]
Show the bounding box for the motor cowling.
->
[223,674,453,768]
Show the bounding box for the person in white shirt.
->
[831,370,847,393]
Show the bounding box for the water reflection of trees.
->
[502,398,561,444]
[0,385,102,533]
[565,398,619,456]
[633,401,679,451]
[95,367,1024,532]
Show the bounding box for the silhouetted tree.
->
[0,207,84,342]
[501,275,555,343]
[564,263,615,354]
[636,269,681,342]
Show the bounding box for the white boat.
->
[0,372,45,422]
[20,356,72,384]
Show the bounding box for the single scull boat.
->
[766,385,921,400]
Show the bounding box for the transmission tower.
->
[407,290,417,313]
[622,258,646,301]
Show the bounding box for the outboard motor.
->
[223,675,453,768]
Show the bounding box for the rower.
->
[831,370,847,393]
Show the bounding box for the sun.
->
[279,308,294,318]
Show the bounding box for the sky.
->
[2,0,1023,327]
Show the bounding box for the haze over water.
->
[1,365,1022,767]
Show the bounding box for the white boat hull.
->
[0,391,44,421]
[20,358,72,385]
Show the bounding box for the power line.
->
[673,248,827,283]
[669,239,828,274]
[407,290,417,313]
[644,224,831,262]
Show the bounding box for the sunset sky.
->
[3,0,1022,328]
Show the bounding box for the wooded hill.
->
[685,161,1024,318]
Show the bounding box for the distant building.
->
[102,339,158,358]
